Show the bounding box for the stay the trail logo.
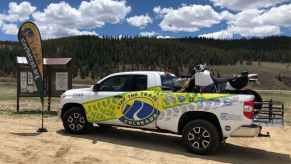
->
[118,92,160,126]
[119,101,159,126]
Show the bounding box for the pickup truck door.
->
[87,74,150,126]
[85,75,131,125]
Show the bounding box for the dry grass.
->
[210,62,291,90]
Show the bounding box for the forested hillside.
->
[0,36,291,79]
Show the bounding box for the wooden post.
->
[48,71,51,111]
[47,96,51,111]
[47,65,51,111]
[16,63,20,112]
[269,99,273,122]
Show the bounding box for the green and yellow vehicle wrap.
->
[82,87,232,126]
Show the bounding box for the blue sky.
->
[0,0,291,41]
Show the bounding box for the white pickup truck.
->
[59,71,283,155]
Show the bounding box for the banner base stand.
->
[37,128,48,133]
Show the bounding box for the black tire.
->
[62,106,91,134]
[182,119,220,155]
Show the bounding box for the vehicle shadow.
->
[57,127,291,164]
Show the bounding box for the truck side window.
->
[130,75,147,91]
[161,74,179,91]
[99,75,132,92]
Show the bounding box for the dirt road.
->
[0,115,290,164]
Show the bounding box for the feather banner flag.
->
[18,21,44,101]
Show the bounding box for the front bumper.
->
[230,125,262,137]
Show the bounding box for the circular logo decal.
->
[22,28,34,38]
[119,96,160,126]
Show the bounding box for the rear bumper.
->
[230,125,262,137]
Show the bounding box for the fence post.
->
[16,64,20,112]
[269,99,273,122]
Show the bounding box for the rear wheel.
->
[62,107,91,134]
[182,119,220,155]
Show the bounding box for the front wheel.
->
[182,119,220,155]
[62,107,91,134]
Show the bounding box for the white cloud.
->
[0,2,36,23]
[220,10,235,21]
[0,0,290,39]
[0,0,131,38]
[223,8,285,37]
[38,24,97,39]
[0,2,36,35]
[156,35,172,39]
[32,0,131,39]
[258,4,291,28]
[201,3,291,39]
[231,25,280,37]
[211,0,287,11]
[1,24,18,35]
[139,31,158,37]
[199,30,233,39]
[8,1,36,21]
[153,6,161,14]
[155,5,222,32]
[79,0,131,26]
[32,2,80,29]
[127,14,152,28]
[139,31,172,39]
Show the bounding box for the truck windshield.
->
[160,74,181,91]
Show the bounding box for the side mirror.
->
[93,84,100,92]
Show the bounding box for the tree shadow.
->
[57,126,291,164]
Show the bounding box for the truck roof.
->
[97,71,176,85]
[110,71,172,76]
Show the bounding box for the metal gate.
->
[253,100,284,127]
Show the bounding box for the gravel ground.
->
[0,115,290,164]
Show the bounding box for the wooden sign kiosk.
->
[16,56,72,112]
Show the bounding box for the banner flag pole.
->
[18,21,47,133]
[38,94,47,132]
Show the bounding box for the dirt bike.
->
[183,64,262,110]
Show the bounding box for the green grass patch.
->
[0,82,16,100]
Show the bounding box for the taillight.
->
[243,100,254,119]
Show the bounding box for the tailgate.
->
[253,100,284,127]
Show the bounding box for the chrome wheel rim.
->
[187,127,211,150]
[67,112,85,131]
